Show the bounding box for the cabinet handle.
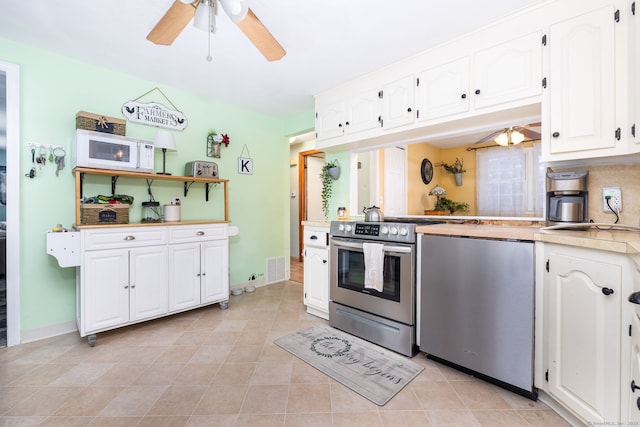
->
[338,123,343,128]
[602,287,614,296]
[407,107,412,113]
[632,380,640,393]
[461,93,467,99]
[196,231,205,236]
[552,132,560,138]
[197,273,201,277]
[131,284,135,289]
[202,272,206,276]
[124,235,136,241]
[345,121,350,126]
[629,291,640,304]
[124,285,129,289]
[323,260,327,264]
[474,89,481,95]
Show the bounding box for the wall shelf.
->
[73,167,229,227]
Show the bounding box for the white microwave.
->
[74,129,155,173]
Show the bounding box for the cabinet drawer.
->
[169,224,228,243]
[304,230,328,248]
[83,227,168,250]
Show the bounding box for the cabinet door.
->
[303,247,329,313]
[168,242,201,312]
[473,31,542,109]
[380,75,415,129]
[346,88,381,134]
[315,101,346,141]
[547,5,616,155]
[547,251,621,423]
[629,313,640,422]
[416,57,470,121]
[83,249,129,333]
[201,239,229,304]
[129,246,168,321]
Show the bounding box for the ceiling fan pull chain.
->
[206,1,215,61]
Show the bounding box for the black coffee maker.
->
[546,170,589,223]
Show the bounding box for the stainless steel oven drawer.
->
[329,301,415,357]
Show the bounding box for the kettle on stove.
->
[363,205,384,222]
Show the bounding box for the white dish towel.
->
[363,242,385,292]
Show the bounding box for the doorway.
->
[295,149,324,262]
[1,60,21,347]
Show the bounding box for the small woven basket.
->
[81,204,130,225]
[76,111,126,136]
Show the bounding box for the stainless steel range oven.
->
[329,221,416,356]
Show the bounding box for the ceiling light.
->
[194,0,216,33]
[510,130,525,144]
[219,0,248,23]
[494,127,526,146]
[494,132,510,146]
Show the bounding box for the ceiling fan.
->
[474,122,541,146]
[146,0,286,62]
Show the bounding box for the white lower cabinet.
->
[542,243,627,424]
[303,227,329,319]
[78,224,229,345]
[168,240,228,311]
[83,246,168,333]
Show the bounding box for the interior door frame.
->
[297,149,322,260]
[1,60,21,346]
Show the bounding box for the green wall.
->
[0,38,314,335]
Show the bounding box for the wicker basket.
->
[81,204,130,225]
[76,111,126,136]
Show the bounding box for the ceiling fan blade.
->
[147,0,196,46]
[518,128,541,140]
[475,129,504,144]
[237,9,286,61]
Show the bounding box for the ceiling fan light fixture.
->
[219,0,248,23]
[510,130,525,144]
[494,132,510,146]
[194,0,216,33]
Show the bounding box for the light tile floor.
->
[0,281,570,426]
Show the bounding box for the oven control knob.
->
[381,226,389,234]
[399,227,408,236]
[390,227,398,235]
[345,225,353,232]
[338,224,345,231]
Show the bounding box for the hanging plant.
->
[436,157,466,174]
[320,160,339,219]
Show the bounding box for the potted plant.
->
[437,197,470,214]
[320,160,340,219]
[437,157,466,186]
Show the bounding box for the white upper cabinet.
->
[473,31,543,109]
[544,1,627,160]
[415,57,470,121]
[346,88,381,134]
[316,86,381,141]
[380,75,415,130]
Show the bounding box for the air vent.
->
[266,256,286,284]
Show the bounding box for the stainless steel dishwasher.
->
[419,234,536,399]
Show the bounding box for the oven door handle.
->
[331,241,413,254]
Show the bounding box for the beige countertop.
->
[416,223,539,241]
[302,221,330,228]
[416,222,640,254]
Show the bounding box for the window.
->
[476,143,544,217]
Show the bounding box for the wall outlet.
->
[602,187,622,212]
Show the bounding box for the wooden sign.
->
[121,100,188,131]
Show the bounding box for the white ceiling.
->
[0,0,544,122]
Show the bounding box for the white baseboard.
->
[231,278,267,291]
[536,390,586,427]
[21,320,77,344]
